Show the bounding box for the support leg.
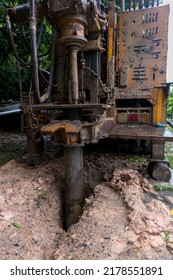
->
[27,131,44,155]
[148,141,171,182]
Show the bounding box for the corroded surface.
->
[119,5,169,88]
[109,125,173,141]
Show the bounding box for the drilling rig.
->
[5,0,173,228]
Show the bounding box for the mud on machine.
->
[6,0,173,228]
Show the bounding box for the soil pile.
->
[54,170,173,260]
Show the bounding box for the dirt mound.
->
[54,170,173,260]
[0,159,66,259]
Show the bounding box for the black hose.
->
[29,0,58,103]
[37,48,51,58]
[16,62,23,102]
[6,14,31,67]
[167,119,173,129]
[39,53,67,88]
[40,27,57,100]
[20,24,31,52]
[37,18,44,49]
[20,22,51,58]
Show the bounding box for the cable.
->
[37,18,44,49]
[38,54,67,88]
[83,65,110,93]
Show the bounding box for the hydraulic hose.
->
[37,18,44,49]
[39,27,57,101]
[20,18,44,52]
[29,0,56,103]
[121,0,125,11]
[5,14,31,67]
[20,24,31,52]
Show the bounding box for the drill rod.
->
[64,145,83,229]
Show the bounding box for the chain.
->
[28,80,39,130]
[29,113,39,130]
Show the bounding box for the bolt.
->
[122,29,127,34]
[159,69,164,74]
[123,35,127,42]
[123,20,128,26]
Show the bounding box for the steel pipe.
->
[64,145,83,229]
[69,47,80,104]
[0,109,21,116]
[121,0,125,11]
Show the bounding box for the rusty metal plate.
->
[117,106,151,124]
[41,120,82,134]
[109,125,173,142]
[119,5,169,89]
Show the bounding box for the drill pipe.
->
[69,47,79,104]
[64,145,83,229]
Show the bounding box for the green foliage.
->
[0,0,52,101]
[0,1,23,100]
[166,154,173,169]
[0,56,19,100]
[154,185,173,191]
[167,87,173,119]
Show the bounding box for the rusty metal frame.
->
[118,5,170,89]
[41,117,115,146]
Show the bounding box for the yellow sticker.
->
[170,209,173,215]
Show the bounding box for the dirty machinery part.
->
[6,0,173,228]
